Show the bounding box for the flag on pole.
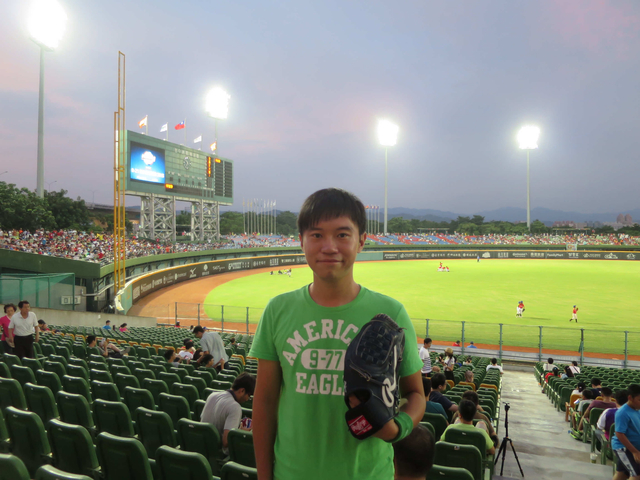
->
[210,142,217,152]
[194,136,202,143]
[175,121,185,130]
[138,116,148,128]
[160,124,168,132]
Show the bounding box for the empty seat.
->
[35,370,62,394]
[427,465,475,480]
[191,370,214,385]
[158,393,191,426]
[220,461,258,480]
[211,380,232,391]
[176,418,225,476]
[91,381,120,402]
[66,365,90,382]
[46,418,100,479]
[134,407,177,459]
[156,445,213,479]
[159,372,181,387]
[227,429,256,467]
[0,377,27,411]
[88,361,109,372]
[169,368,188,382]
[148,364,166,378]
[123,386,155,413]
[95,432,154,480]
[433,441,483,480]
[10,365,37,387]
[193,399,206,422]
[0,453,30,480]
[170,383,200,411]
[4,406,52,476]
[133,369,155,384]
[56,392,95,435]
[24,383,59,423]
[22,358,43,375]
[2,354,22,368]
[62,376,92,403]
[114,373,140,393]
[36,465,92,480]
[184,376,207,397]
[142,379,169,406]
[93,399,135,437]
[0,363,10,379]
[49,355,68,368]
[43,361,67,381]
[90,369,113,383]
[72,344,88,360]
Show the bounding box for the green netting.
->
[0,273,75,310]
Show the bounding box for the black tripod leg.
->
[509,438,525,477]
[494,437,507,465]
[500,438,508,477]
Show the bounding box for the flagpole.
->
[146,119,148,136]
[166,124,168,141]
[215,120,218,155]
[184,118,187,145]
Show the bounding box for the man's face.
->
[300,216,365,283]
[20,303,30,315]
[425,342,432,349]
[628,394,640,410]
[237,388,252,404]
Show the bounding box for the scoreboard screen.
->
[124,130,233,204]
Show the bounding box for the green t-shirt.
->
[444,422,493,451]
[249,285,422,480]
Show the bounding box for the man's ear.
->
[299,233,304,251]
[357,233,366,252]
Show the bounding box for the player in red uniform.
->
[570,305,579,322]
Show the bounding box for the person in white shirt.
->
[419,337,432,376]
[486,358,503,375]
[568,360,581,375]
[179,340,195,362]
[543,358,555,372]
[8,300,39,359]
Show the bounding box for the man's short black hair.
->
[582,390,594,400]
[628,384,640,398]
[164,349,175,361]
[547,358,554,364]
[491,358,498,365]
[424,337,432,345]
[232,373,256,395]
[461,390,479,405]
[459,399,477,422]
[431,373,446,390]
[422,377,432,395]
[616,389,629,405]
[601,387,613,397]
[38,319,46,325]
[105,320,111,324]
[86,335,96,345]
[193,326,204,335]
[392,424,435,477]
[572,360,578,366]
[18,300,30,308]
[297,188,366,236]
[199,353,213,365]
[591,377,601,387]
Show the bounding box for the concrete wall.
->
[0,304,156,328]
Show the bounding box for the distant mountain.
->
[386,207,458,223]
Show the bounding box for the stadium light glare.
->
[28,0,67,50]
[517,125,540,150]
[377,119,399,147]
[206,87,231,120]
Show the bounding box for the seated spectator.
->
[201,373,256,454]
[102,320,111,330]
[37,320,50,332]
[595,389,627,443]
[561,365,575,380]
[542,367,560,393]
[431,365,441,374]
[393,424,435,480]
[443,400,496,455]
[429,373,458,413]
[192,349,203,363]
[452,340,461,347]
[451,390,497,444]
[422,377,448,420]
[119,323,128,332]
[198,354,214,368]
[97,337,129,358]
[467,342,477,349]
[578,387,616,432]
[589,378,602,398]
[463,357,473,366]
[486,358,503,374]
[571,381,587,397]
[464,370,474,384]
[164,349,182,366]
[571,389,594,431]
[543,357,555,372]
[179,340,195,362]
[568,360,581,375]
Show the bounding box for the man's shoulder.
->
[361,287,405,310]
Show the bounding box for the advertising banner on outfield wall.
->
[382,251,640,261]
[131,254,308,303]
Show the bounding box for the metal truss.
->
[191,200,220,242]
[139,194,176,243]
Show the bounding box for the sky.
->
[1,0,639,216]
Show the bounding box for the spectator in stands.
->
[467,341,477,349]
[441,347,456,381]
[86,335,98,349]
[561,366,575,380]
[429,373,458,413]
[8,300,39,359]
[612,384,640,480]
[179,340,195,363]
[102,320,111,330]
[201,373,256,454]
[543,357,555,371]
[542,367,560,394]
[451,390,497,443]
[164,349,182,366]
[464,370,475,385]
[571,381,587,397]
[119,323,128,332]
[0,303,16,354]
[392,424,435,480]
[193,326,229,371]
[198,353,214,368]
[422,377,448,420]
[568,360,581,375]
[463,357,473,366]
[589,378,603,398]
[578,387,616,432]
[37,319,50,332]
[486,358,503,375]
[571,390,595,431]
[419,337,432,377]
[595,389,628,444]
[452,340,461,347]
[444,400,496,455]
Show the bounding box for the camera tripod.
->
[494,403,524,477]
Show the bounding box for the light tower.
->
[377,119,399,235]
[517,125,540,230]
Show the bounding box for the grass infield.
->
[203,260,640,355]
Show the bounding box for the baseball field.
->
[201,259,640,356]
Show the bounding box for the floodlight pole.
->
[384,147,388,235]
[526,149,530,231]
[36,45,46,198]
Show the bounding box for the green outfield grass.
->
[203,260,640,355]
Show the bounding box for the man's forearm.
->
[253,398,279,480]
[617,432,639,454]
[400,391,427,427]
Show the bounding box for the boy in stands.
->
[250,188,425,480]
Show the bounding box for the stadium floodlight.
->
[28,0,67,199]
[377,119,399,235]
[206,87,231,120]
[517,125,540,231]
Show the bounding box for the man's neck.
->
[395,475,423,480]
[460,419,473,425]
[603,397,612,403]
[308,277,360,307]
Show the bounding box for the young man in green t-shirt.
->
[250,188,425,480]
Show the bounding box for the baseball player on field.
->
[570,305,579,322]
[516,300,525,318]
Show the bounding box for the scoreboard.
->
[124,130,233,204]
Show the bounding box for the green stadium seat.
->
[43,361,67,380]
[3,354,22,368]
[114,373,140,393]
[41,344,55,357]
[158,393,191,426]
[422,412,448,442]
[184,376,207,397]
[95,432,154,480]
[55,346,71,360]
[220,461,257,480]
[46,419,100,480]
[176,419,225,476]
[93,399,135,437]
[443,427,494,477]
[22,357,43,375]
[24,383,59,423]
[4,406,52,476]
[72,344,88,359]
[127,361,145,372]
[134,368,156,384]
[123,386,155,413]
[0,363,10,379]
[148,364,167,377]
[179,364,196,375]
[169,368,188,382]
[10,365,37,387]
[36,465,93,480]
[227,429,256,467]
[159,372,181,388]
[88,354,106,364]
[433,441,483,480]
[170,383,200,411]
[0,377,27,411]
[91,381,120,402]
[110,365,131,377]
[156,445,213,479]
[49,355,69,368]
[142,378,169,406]
[36,370,62,395]
[62,376,92,403]
[66,365,90,382]
[0,453,30,480]
[191,370,214,385]
[212,380,232,391]
[88,361,109,372]
[56,392,95,435]
[193,399,207,422]
[0,410,10,453]
[427,465,475,480]
[90,369,113,383]
[134,407,177,459]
